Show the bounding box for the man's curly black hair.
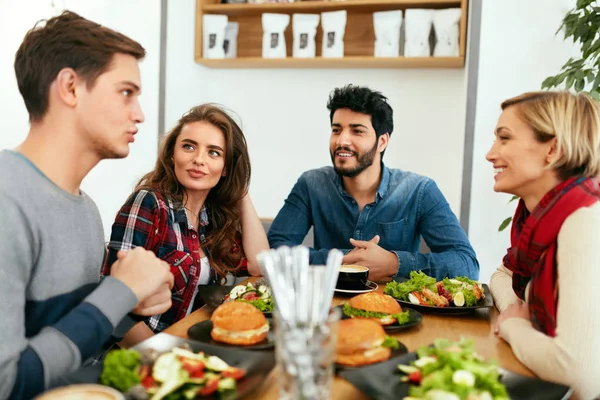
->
[326,84,394,140]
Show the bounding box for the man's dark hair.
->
[326,84,394,140]
[14,11,146,122]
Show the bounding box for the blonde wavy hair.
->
[501,91,600,180]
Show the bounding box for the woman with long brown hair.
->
[102,104,269,345]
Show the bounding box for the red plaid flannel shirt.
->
[101,189,248,333]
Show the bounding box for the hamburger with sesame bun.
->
[211,301,269,345]
[343,292,408,326]
[335,318,399,366]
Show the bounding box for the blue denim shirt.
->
[268,165,479,280]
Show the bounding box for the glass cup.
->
[274,306,341,400]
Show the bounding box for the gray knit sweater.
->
[0,150,138,399]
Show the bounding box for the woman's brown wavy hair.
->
[136,104,251,279]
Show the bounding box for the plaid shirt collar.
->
[172,201,209,231]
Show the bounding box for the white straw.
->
[257,246,343,399]
[321,249,343,320]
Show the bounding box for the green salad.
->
[398,338,509,400]
[384,271,436,301]
[384,272,484,308]
[223,280,274,312]
[100,347,244,400]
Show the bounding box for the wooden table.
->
[164,280,532,399]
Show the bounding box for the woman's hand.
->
[494,300,530,335]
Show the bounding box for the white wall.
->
[0,0,161,238]
[165,0,468,220]
[468,0,579,283]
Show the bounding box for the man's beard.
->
[330,140,378,178]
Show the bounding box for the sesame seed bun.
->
[348,292,402,326]
[210,301,268,345]
[335,319,392,366]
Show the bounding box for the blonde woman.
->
[488,91,600,399]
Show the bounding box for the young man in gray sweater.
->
[0,11,175,399]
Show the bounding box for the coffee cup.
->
[336,265,369,290]
[35,384,125,400]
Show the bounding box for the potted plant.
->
[498,0,600,231]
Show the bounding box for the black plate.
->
[197,285,274,317]
[52,333,276,399]
[335,339,408,371]
[391,282,494,314]
[188,319,275,350]
[337,305,423,332]
[334,280,379,297]
[339,351,572,400]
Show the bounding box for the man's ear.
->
[378,133,390,153]
[54,68,79,109]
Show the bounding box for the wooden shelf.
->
[195,56,464,68]
[203,0,462,17]
[195,0,468,68]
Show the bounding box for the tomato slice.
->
[222,367,245,380]
[198,377,219,396]
[242,292,259,301]
[141,375,155,389]
[182,361,205,378]
[408,370,422,384]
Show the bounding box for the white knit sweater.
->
[490,202,600,400]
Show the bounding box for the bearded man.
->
[268,84,479,281]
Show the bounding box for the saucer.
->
[334,280,378,295]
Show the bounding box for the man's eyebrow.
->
[349,123,368,129]
[118,80,141,94]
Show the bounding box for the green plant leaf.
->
[508,195,520,203]
[498,217,512,232]
[577,0,594,9]
[566,74,576,89]
[586,70,596,84]
[575,77,586,91]
[541,76,557,89]
[593,73,600,92]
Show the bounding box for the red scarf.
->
[503,177,600,337]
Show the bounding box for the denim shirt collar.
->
[334,163,391,203]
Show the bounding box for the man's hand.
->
[346,235,380,255]
[131,283,173,316]
[342,236,398,281]
[110,247,174,316]
[494,300,531,335]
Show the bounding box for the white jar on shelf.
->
[262,13,290,58]
[223,22,239,59]
[432,8,462,57]
[373,10,402,58]
[404,9,434,57]
[203,14,228,59]
[293,13,320,58]
[321,10,347,58]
